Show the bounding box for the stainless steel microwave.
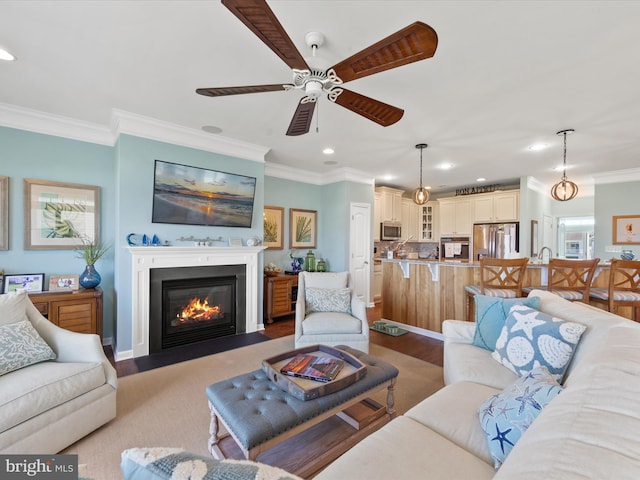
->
[381,221,402,241]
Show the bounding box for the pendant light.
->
[413,143,430,205]
[550,129,579,201]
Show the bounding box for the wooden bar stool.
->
[522,258,600,303]
[589,258,640,321]
[464,257,529,322]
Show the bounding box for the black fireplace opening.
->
[149,265,246,353]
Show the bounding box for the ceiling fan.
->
[196,0,438,136]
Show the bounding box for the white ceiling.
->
[1,1,640,195]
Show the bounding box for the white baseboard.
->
[379,318,444,341]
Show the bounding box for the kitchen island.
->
[381,258,632,334]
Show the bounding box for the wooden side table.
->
[28,287,103,340]
[263,274,298,324]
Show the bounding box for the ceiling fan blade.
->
[222,0,309,70]
[332,89,404,127]
[286,99,316,136]
[196,84,290,97]
[330,21,438,83]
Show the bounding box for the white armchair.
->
[294,271,369,353]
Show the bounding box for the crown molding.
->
[592,167,640,185]
[0,102,113,145]
[265,161,374,186]
[110,109,269,163]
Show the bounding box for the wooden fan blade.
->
[332,89,404,127]
[222,0,309,70]
[286,99,316,136]
[196,84,290,97]
[330,21,438,83]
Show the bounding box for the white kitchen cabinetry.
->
[376,186,403,222]
[473,191,519,223]
[438,198,472,236]
[373,192,382,241]
[419,202,438,242]
[373,262,383,303]
[401,198,420,242]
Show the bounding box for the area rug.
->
[63,336,444,480]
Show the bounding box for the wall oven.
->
[380,221,402,241]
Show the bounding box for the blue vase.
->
[80,264,101,289]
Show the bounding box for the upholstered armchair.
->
[294,272,369,353]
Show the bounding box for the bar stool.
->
[522,257,600,303]
[464,257,529,321]
[589,258,640,321]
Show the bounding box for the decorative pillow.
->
[491,305,586,381]
[120,447,302,480]
[473,295,541,351]
[0,320,56,375]
[0,289,29,326]
[478,366,563,469]
[305,287,351,314]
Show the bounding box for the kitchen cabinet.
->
[373,262,383,303]
[376,186,403,222]
[263,274,298,324]
[473,191,519,223]
[28,288,103,340]
[373,192,381,241]
[401,198,420,242]
[438,198,472,236]
[419,202,438,242]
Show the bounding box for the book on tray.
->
[280,354,345,383]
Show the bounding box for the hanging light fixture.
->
[413,143,430,205]
[550,129,579,201]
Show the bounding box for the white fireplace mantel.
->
[128,246,266,358]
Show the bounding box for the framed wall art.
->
[263,206,284,249]
[24,179,100,250]
[0,176,7,251]
[49,274,80,292]
[530,220,539,257]
[613,215,640,245]
[3,273,45,293]
[290,208,317,249]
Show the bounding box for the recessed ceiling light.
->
[439,163,452,170]
[0,48,16,61]
[528,143,549,151]
[383,174,393,181]
[201,125,222,134]
[477,177,486,182]
[322,147,335,155]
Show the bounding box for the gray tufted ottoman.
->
[206,345,398,475]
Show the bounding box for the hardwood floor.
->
[106,303,443,377]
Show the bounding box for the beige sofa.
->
[0,291,117,454]
[316,289,640,479]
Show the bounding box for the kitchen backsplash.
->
[374,241,439,259]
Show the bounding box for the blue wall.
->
[594,181,640,261]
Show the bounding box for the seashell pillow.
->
[491,304,586,382]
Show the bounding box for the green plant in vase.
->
[75,238,110,289]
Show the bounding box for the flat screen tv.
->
[152,160,256,228]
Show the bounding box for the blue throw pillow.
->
[491,305,586,382]
[472,296,541,351]
[479,366,563,469]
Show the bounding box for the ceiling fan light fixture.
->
[551,129,578,202]
[413,143,430,205]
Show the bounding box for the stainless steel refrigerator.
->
[472,223,519,261]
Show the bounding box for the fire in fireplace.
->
[149,265,246,353]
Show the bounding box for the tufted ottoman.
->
[205,345,398,477]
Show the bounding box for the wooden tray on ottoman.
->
[262,344,367,401]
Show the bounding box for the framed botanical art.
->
[0,176,7,251]
[263,206,284,249]
[24,179,100,250]
[613,215,640,245]
[290,208,317,249]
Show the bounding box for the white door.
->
[350,202,371,306]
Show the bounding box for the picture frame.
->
[530,220,539,257]
[613,215,640,245]
[3,273,45,293]
[0,176,7,251]
[263,206,284,250]
[290,208,317,249]
[24,179,100,250]
[49,274,80,292]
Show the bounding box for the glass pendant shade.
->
[550,129,578,202]
[413,143,429,205]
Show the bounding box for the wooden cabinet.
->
[376,186,403,222]
[263,274,298,324]
[28,288,103,339]
[473,191,519,223]
[438,198,472,236]
[401,198,420,242]
[373,262,383,303]
[419,202,438,242]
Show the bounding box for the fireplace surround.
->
[128,246,265,358]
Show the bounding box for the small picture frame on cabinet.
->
[49,274,80,292]
[3,273,45,293]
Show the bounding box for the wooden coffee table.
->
[205,346,398,478]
